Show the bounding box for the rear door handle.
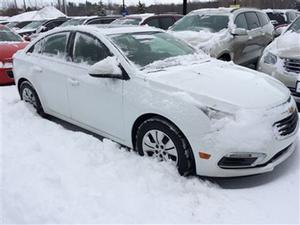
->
[33,66,43,73]
[68,78,80,86]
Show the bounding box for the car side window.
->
[145,18,160,28]
[256,12,269,27]
[235,13,248,30]
[42,32,69,58]
[245,12,260,30]
[159,17,174,30]
[87,19,103,25]
[72,32,111,65]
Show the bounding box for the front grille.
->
[283,58,300,74]
[273,111,298,137]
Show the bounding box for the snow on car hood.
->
[145,58,289,110]
[270,31,300,59]
[170,29,231,55]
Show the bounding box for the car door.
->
[256,12,273,49]
[233,13,251,65]
[28,32,71,117]
[65,32,124,138]
[240,12,263,65]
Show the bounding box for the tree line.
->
[1,0,299,17]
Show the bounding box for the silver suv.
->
[170,8,274,66]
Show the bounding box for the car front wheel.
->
[135,117,195,176]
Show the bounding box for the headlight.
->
[201,107,235,120]
[264,51,277,65]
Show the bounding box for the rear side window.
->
[72,32,111,65]
[256,12,269,26]
[144,18,160,28]
[42,32,69,58]
[160,17,174,30]
[235,13,248,29]
[245,12,260,30]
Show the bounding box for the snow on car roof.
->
[263,9,298,14]
[189,7,234,15]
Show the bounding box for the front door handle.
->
[68,78,80,86]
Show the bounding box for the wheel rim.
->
[22,87,37,107]
[142,129,178,163]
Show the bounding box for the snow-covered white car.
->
[13,25,298,177]
[169,8,274,66]
[258,16,300,103]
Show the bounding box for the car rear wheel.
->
[135,117,195,176]
[20,81,45,117]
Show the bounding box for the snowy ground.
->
[0,85,299,224]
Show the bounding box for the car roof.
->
[46,24,162,37]
[189,7,262,15]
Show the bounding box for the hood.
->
[0,42,28,61]
[171,29,230,54]
[146,60,289,110]
[273,31,300,59]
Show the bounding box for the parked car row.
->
[1,7,299,178]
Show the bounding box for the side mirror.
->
[231,28,248,36]
[88,56,123,79]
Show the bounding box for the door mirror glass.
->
[231,28,248,36]
[88,56,122,79]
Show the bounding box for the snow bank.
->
[0,86,299,224]
[8,6,65,22]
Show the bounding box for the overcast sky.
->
[3,0,200,8]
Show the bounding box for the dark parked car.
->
[60,16,121,27]
[17,17,69,37]
[112,14,183,30]
[264,9,299,28]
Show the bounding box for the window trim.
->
[234,13,249,30]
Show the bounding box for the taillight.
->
[0,60,13,68]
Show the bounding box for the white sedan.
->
[13,25,298,177]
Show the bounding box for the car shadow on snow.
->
[47,114,299,190]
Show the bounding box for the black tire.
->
[135,117,195,176]
[218,54,231,62]
[20,81,46,117]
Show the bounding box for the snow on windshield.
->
[110,32,196,68]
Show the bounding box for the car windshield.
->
[109,32,195,68]
[22,20,45,30]
[60,18,86,27]
[171,14,229,32]
[287,17,300,33]
[111,18,142,25]
[0,27,23,42]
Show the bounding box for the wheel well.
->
[131,113,188,149]
[218,53,231,61]
[17,78,30,96]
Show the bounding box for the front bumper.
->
[258,60,300,103]
[191,98,298,177]
[0,68,14,85]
